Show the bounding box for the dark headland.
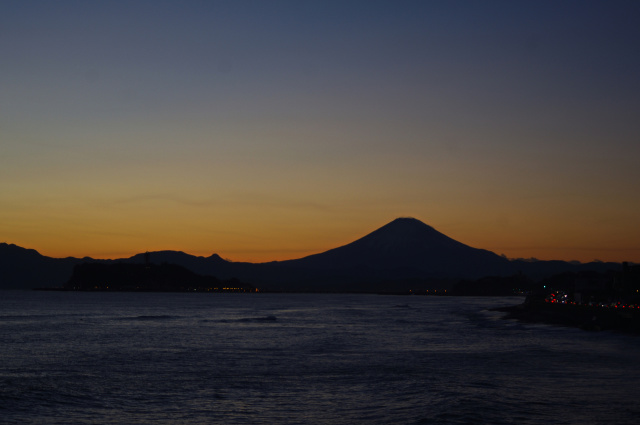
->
[60,260,255,292]
[494,297,640,334]
[493,264,640,334]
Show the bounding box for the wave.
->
[116,315,180,321]
[211,315,278,323]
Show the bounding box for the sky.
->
[1,0,639,263]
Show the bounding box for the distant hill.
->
[0,218,623,291]
[0,243,83,289]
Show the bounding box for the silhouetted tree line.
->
[535,263,640,304]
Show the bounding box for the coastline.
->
[493,300,640,334]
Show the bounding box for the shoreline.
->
[492,301,640,334]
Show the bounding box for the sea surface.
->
[1,291,638,424]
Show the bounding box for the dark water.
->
[1,292,638,424]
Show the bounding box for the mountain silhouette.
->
[0,243,84,289]
[281,217,510,277]
[0,218,624,291]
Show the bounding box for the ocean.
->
[1,291,638,424]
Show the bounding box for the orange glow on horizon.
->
[7,219,639,265]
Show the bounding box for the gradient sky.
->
[2,0,639,263]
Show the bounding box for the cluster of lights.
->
[199,287,258,292]
[544,292,639,309]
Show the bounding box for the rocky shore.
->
[493,300,640,334]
